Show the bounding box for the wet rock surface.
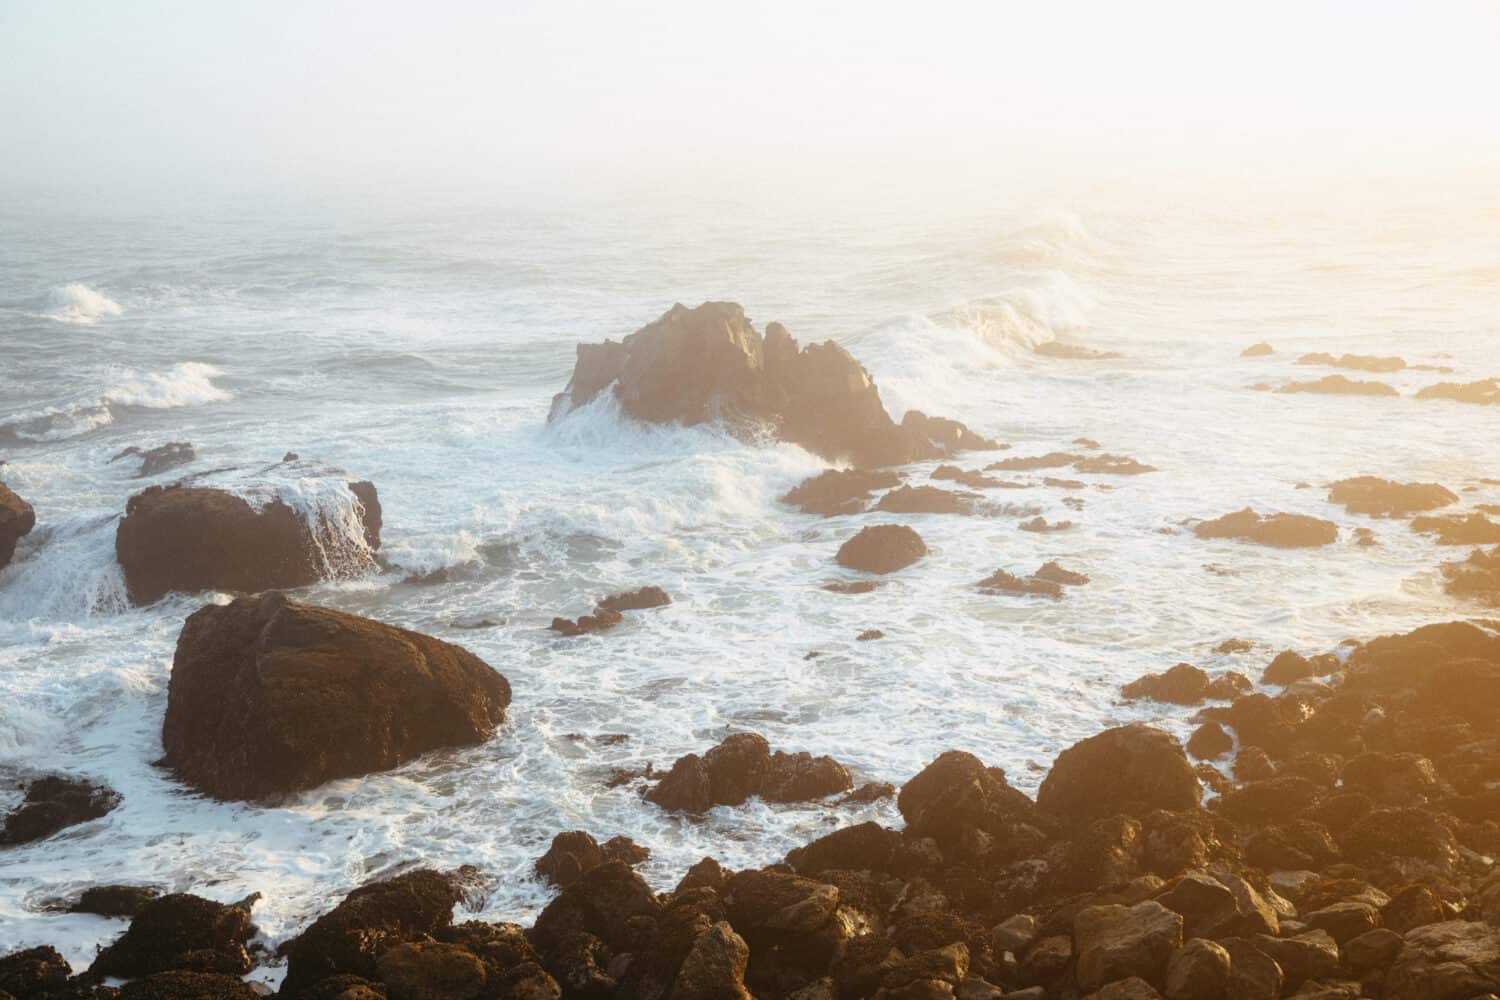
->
[1193,508,1338,548]
[835,524,927,574]
[0,480,36,569]
[0,775,120,847]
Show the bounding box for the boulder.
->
[596,586,672,613]
[1035,562,1089,586]
[875,484,976,515]
[1275,375,1398,396]
[550,609,623,637]
[1383,920,1500,1000]
[549,302,992,467]
[69,884,162,917]
[1441,546,1500,604]
[90,892,257,978]
[281,869,461,994]
[115,479,381,604]
[110,442,197,478]
[898,750,1038,854]
[836,525,927,574]
[977,569,1062,599]
[535,831,650,888]
[0,945,71,997]
[1326,476,1456,517]
[1262,650,1314,686]
[1193,508,1338,548]
[1122,664,1211,706]
[1185,723,1232,760]
[646,733,851,814]
[1038,726,1200,824]
[1074,901,1183,992]
[782,469,902,516]
[1163,938,1229,1000]
[0,775,120,846]
[375,940,487,1000]
[670,922,752,1000]
[161,592,511,800]
[901,411,1001,453]
[0,481,36,569]
[1074,454,1156,475]
[1410,512,1500,544]
[1416,378,1500,405]
[1241,343,1275,357]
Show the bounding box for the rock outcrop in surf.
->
[645,733,853,814]
[1327,476,1457,517]
[1194,508,1339,548]
[160,592,511,800]
[114,478,381,605]
[0,482,36,569]
[549,302,998,468]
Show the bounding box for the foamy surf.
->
[0,362,231,443]
[42,283,123,324]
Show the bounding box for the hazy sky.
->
[2,1,1498,206]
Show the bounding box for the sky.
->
[1,1,1498,208]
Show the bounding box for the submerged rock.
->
[596,585,672,613]
[1035,561,1089,586]
[835,524,927,574]
[1297,352,1406,373]
[1193,508,1338,548]
[1275,374,1398,396]
[1410,512,1500,544]
[1240,342,1275,357]
[68,884,162,918]
[875,484,976,515]
[782,469,901,516]
[0,775,120,846]
[109,442,196,478]
[0,481,36,569]
[977,569,1061,598]
[551,609,624,636]
[161,592,511,800]
[932,465,1006,489]
[1416,378,1500,406]
[645,733,852,814]
[549,302,994,467]
[1327,476,1457,517]
[988,451,1082,471]
[115,479,381,605]
[1075,454,1156,475]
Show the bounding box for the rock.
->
[1037,726,1200,825]
[1073,901,1183,992]
[161,593,510,800]
[535,831,649,888]
[1019,935,1073,987]
[1035,561,1089,586]
[117,970,261,999]
[1339,806,1459,869]
[1326,477,1456,517]
[1381,885,1446,934]
[1275,375,1398,396]
[670,922,752,1000]
[876,484,976,515]
[1339,752,1441,805]
[1342,927,1402,972]
[596,586,672,613]
[550,609,624,636]
[1241,343,1275,357]
[1085,978,1162,999]
[1296,352,1406,373]
[933,465,1007,489]
[856,629,884,641]
[988,452,1082,471]
[1383,920,1500,1000]
[1248,930,1339,988]
[115,479,381,604]
[1302,902,1379,945]
[1262,651,1314,686]
[1163,938,1229,1000]
[281,869,461,994]
[1219,939,1283,1000]
[1204,672,1253,700]
[1411,512,1500,544]
[785,821,902,875]
[902,411,1002,454]
[646,733,851,813]
[1193,508,1338,548]
[977,569,1062,599]
[1034,340,1122,361]
[69,884,162,917]
[550,303,992,467]
[0,945,71,997]
[1416,378,1500,406]
[1185,723,1232,760]
[836,525,927,574]
[992,914,1037,955]
[1441,546,1500,604]
[783,469,902,516]
[1122,664,1211,706]
[0,482,36,569]
[110,442,197,478]
[1018,516,1072,533]
[824,579,881,594]
[0,774,120,846]
[90,892,257,978]
[1074,454,1156,475]
[1213,777,1323,825]
[375,941,487,1000]
[897,750,1038,853]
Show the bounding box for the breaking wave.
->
[43,283,123,324]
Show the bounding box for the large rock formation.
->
[549,302,997,467]
[1327,476,1457,517]
[1297,352,1406,373]
[1193,508,1338,548]
[0,481,36,569]
[160,593,511,800]
[115,479,381,604]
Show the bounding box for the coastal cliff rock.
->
[0,481,36,569]
[161,592,511,800]
[115,478,382,605]
[1193,508,1338,547]
[549,302,996,468]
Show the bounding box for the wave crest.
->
[43,284,123,325]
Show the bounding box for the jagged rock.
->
[933,465,1007,489]
[988,452,1082,471]
[115,479,381,604]
[646,733,851,814]
[977,570,1061,599]
[670,921,752,1000]
[1275,375,1398,396]
[1219,939,1283,1000]
[1018,516,1072,533]
[1163,938,1229,1000]
[110,442,196,478]
[0,775,120,846]
[1411,512,1500,544]
[535,832,650,888]
[161,593,510,800]
[1441,546,1500,604]
[1122,664,1211,706]
[784,469,902,516]
[1262,650,1314,686]
[1302,902,1379,945]
[90,892,257,978]
[0,945,71,997]
[1416,378,1500,406]
[785,821,902,875]
[991,914,1037,956]
[1248,930,1338,989]
[1381,885,1447,934]
[875,484,976,515]
[836,525,927,574]
[549,302,993,467]
[1074,454,1156,475]
[0,482,36,569]
[1038,726,1200,824]
[1035,562,1089,586]
[69,884,161,917]
[550,609,623,636]
[902,412,1002,454]
[1342,927,1402,972]
[1326,477,1456,517]
[1193,509,1338,548]
[596,586,672,613]
[1074,901,1182,992]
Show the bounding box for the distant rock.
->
[551,609,624,636]
[932,464,1007,489]
[110,442,196,478]
[874,484,976,515]
[1194,508,1338,548]
[1019,516,1073,533]
[1241,342,1275,357]
[823,579,881,594]
[1410,512,1500,544]
[0,481,35,569]
[554,585,672,635]
[977,569,1062,598]
[1416,378,1500,405]
[535,831,650,888]
[596,585,672,613]
[835,524,927,574]
[1035,561,1089,585]
[1297,352,1406,373]
[115,478,381,605]
[1075,454,1157,475]
[549,301,995,467]
[1275,374,1398,396]
[1328,476,1457,517]
[1035,341,1123,361]
[161,592,511,800]
[1441,546,1500,605]
[1122,663,1211,705]
[1215,638,1253,654]
[0,775,120,846]
[645,733,852,813]
[782,468,901,516]
[989,451,1082,471]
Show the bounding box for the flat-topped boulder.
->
[549,302,994,467]
[161,592,511,800]
[1416,378,1500,405]
[0,481,35,569]
[1297,352,1406,372]
[1194,508,1338,548]
[1327,476,1457,517]
[1275,375,1398,396]
[115,477,381,604]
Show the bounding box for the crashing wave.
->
[43,284,123,325]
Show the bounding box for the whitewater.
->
[0,189,1497,987]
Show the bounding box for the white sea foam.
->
[0,363,230,442]
[42,283,123,324]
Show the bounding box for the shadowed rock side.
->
[646,733,853,814]
[536,831,650,889]
[0,481,36,569]
[0,775,120,846]
[115,479,382,605]
[1275,375,1398,396]
[1194,508,1339,548]
[160,592,511,800]
[835,524,927,574]
[1327,476,1457,517]
[549,301,997,468]
[1417,378,1500,405]
[109,441,196,478]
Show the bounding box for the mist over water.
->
[1,184,1498,983]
